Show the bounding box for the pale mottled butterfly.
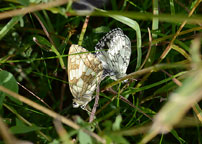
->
[68,44,103,110]
[95,28,131,81]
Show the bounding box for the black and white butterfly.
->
[95,28,131,81]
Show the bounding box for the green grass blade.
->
[0,16,22,40]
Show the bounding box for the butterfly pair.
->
[68,28,131,110]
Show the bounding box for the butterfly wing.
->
[95,28,131,80]
[68,44,103,108]
[107,33,131,78]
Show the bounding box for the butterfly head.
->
[72,101,80,108]
[72,98,87,108]
[72,98,90,112]
[72,94,93,109]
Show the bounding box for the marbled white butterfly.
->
[95,28,131,80]
[68,44,103,110]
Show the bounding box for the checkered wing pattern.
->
[68,44,103,109]
[95,28,131,80]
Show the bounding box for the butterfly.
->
[94,28,131,81]
[68,44,103,110]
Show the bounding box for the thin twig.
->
[161,69,202,122]
[159,0,201,61]
[60,74,67,111]
[174,0,190,13]
[0,0,69,20]
[0,86,106,144]
[139,27,152,70]
[53,120,73,144]
[89,85,100,123]
[108,88,153,121]
[17,82,51,109]
[102,62,189,90]
[33,10,65,69]
[33,13,54,46]
[78,16,90,46]
[120,96,153,120]
[0,117,33,144]
[0,117,18,144]
[161,70,182,86]
[94,95,116,117]
[3,103,52,141]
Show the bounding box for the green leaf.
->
[34,35,52,51]
[17,0,30,6]
[0,16,22,40]
[102,120,112,131]
[10,119,42,134]
[171,130,186,144]
[140,106,156,115]
[0,70,21,108]
[93,26,110,33]
[49,139,60,144]
[78,130,93,144]
[0,92,6,110]
[112,115,122,131]
[109,134,129,144]
[103,135,113,144]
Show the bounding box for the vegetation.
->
[0,0,202,143]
